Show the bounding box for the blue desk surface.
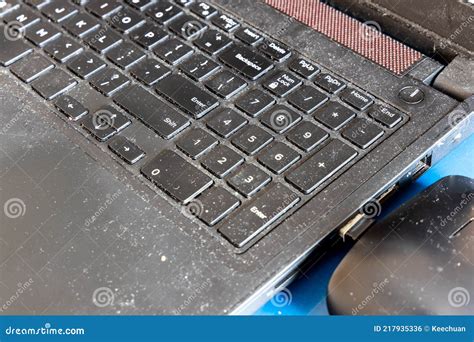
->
[256,133,474,316]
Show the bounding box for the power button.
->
[398,86,425,104]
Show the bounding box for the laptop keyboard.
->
[0,0,407,249]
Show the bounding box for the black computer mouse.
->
[327,176,473,315]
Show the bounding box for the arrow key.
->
[55,95,89,121]
[109,136,145,164]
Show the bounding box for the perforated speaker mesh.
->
[265,0,423,75]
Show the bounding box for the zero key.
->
[141,149,213,203]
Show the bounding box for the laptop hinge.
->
[433,56,474,101]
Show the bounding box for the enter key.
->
[218,183,300,248]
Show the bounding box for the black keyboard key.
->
[314,101,356,130]
[44,35,83,62]
[0,25,32,66]
[289,57,319,79]
[205,70,247,99]
[193,187,240,226]
[169,14,207,40]
[146,1,183,25]
[67,51,106,78]
[156,74,219,118]
[154,38,193,65]
[25,0,49,8]
[114,84,190,139]
[286,140,357,194]
[130,58,170,86]
[110,8,144,33]
[258,142,300,174]
[90,67,130,96]
[234,26,263,46]
[259,40,291,62]
[368,105,403,128]
[179,53,220,81]
[194,29,232,55]
[201,145,243,178]
[218,183,300,247]
[125,0,154,11]
[41,1,78,22]
[342,118,384,149]
[25,21,61,46]
[260,105,301,133]
[175,0,194,7]
[206,108,247,138]
[0,0,19,16]
[340,88,374,111]
[63,12,100,38]
[189,1,217,19]
[228,164,271,197]
[176,128,218,159]
[235,89,275,118]
[130,21,167,49]
[31,68,77,100]
[286,121,328,152]
[314,73,346,94]
[106,41,146,69]
[105,112,132,132]
[84,26,123,53]
[82,118,116,142]
[287,85,328,114]
[96,106,131,133]
[211,13,240,32]
[10,51,53,83]
[232,125,273,155]
[86,0,122,19]
[109,136,145,164]
[4,7,41,29]
[81,105,131,141]
[55,95,88,121]
[263,71,302,97]
[142,149,213,203]
[219,44,273,81]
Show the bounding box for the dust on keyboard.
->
[0,0,406,248]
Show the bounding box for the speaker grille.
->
[265,0,423,75]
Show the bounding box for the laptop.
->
[0,0,472,314]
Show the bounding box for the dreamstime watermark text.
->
[440,192,473,227]
[0,278,34,313]
[4,323,85,336]
[352,279,389,315]
[84,189,122,227]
